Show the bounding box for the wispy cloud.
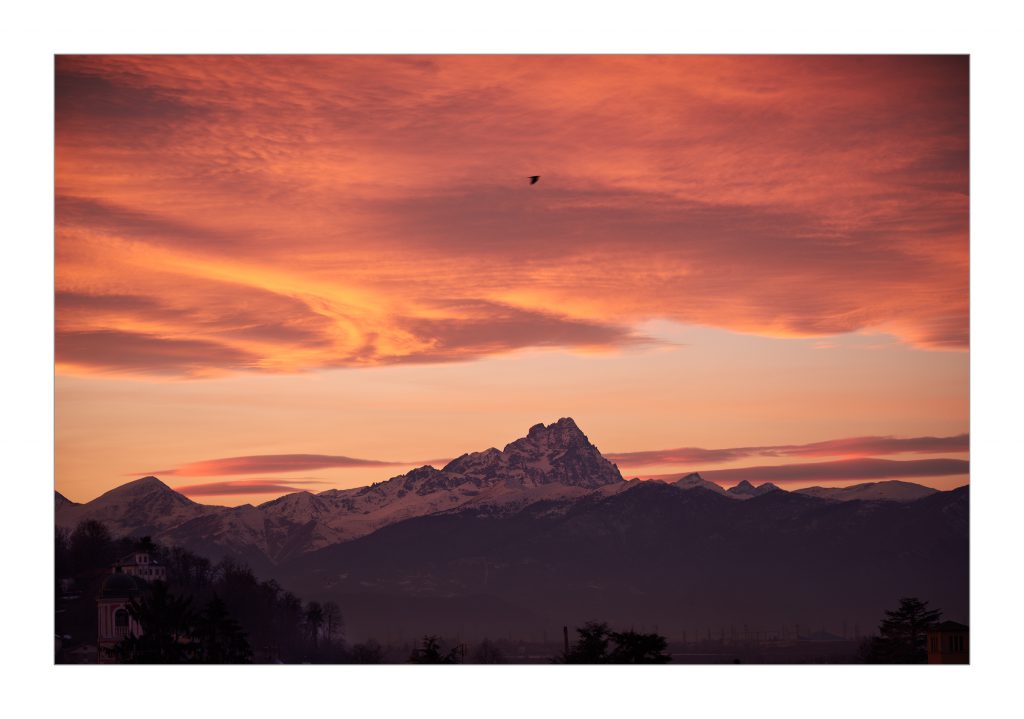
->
[698,458,969,485]
[607,433,969,467]
[150,454,412,477]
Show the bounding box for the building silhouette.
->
[113,549,167,581]
[96,549,164,662]
[927,621,969,664]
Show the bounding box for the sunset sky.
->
[55,55,969,507]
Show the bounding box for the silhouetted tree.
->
[562,621,672,664]
[193,595,252,663]
[304,601,325,649]
[323,601,343,647]
[471,638,506,664]
[55,527,72,578]
[162,546,213,594]
[69,520,116,573]
[113,582,196,663]
[608,629,672,664]
[860,597,942,664]
[278,591,305,658]
[409,635,460,664]
[564,621,613,663]
[56,524,348,664]
[348,640,386,664]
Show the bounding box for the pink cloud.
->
[606,433,969,467]
[153,454,409,477]
[55,55,968,377]
[698,458,968,485]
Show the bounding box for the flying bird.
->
[528,176,540,185]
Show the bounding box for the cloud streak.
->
[698,458,969,485]
[152,454,414,477]
[607,433,969,467]
[172,479,328,497]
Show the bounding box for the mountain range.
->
[57,418,631,566]
[55,418,968,640]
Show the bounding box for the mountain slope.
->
[726,479,782,499]
[54,476,223,536]
[284,483,969,641]
[55,418,627,564]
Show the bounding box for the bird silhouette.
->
[528,176,540,185]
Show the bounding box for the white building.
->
[114,550,167,581]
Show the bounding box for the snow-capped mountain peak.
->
[55,475,218,537]
[674,472,728,495]
[493,417,623,489]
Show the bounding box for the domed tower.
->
[97,570,147,663]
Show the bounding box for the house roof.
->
[116,550,162,566]
[99,571,147,599]
[930,621,969,632]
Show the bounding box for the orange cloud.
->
[172,479,328,497]
[56,55,968,378]
[152,454,414,477]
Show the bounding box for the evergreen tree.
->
[564,621,613,663]
[409,635,460,664]
[69,519,115,573]
[348,640,386,664]
[193,595,253,663]
[608,629,672,664]
[562,621,672,664]
[861,597,942,663]
[323,601,344,648]
[113,582,196,663]
[304,601,325,650]
[55,527,72,578]
[470,638,506,664]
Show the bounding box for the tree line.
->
[57,520,951,664]
[858,596,945,663]
[56,520,380,663]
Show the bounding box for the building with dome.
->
[96,569,148,662]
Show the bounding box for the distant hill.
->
[794,480,938,502]
[282,481,968,641]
